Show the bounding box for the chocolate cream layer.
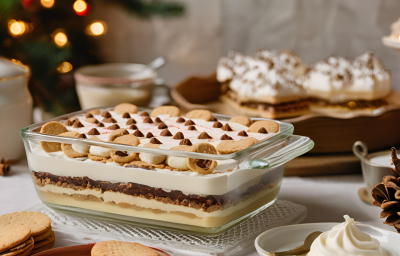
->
[33,170,278,213]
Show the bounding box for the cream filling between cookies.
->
[72,144,90,154]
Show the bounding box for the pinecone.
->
[371,147,400,233]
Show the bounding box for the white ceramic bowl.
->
[255,223,400,256]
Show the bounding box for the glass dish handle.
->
[239,135,314,170]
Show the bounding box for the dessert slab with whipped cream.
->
[23,104,291,229]
[217,49,392,118]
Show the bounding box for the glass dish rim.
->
[20,107,294,161]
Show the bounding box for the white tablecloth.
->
[0,159,387,256]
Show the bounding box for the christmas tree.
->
[0,0,184,115]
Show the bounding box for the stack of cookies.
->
[91,240,169,256]
[0,211,55,255]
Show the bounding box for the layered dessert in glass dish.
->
[21,103,313,234]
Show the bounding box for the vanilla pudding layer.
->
[34,181,280,228]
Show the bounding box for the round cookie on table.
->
[0,211,55,255]
[91,240,169,256]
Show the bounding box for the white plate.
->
[255,222,400,256]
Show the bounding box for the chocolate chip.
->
[176,117,185,123]
[146,132,154,138]
[187,126,197,131]
[221,134,233,140]
[86,113,93,118]
[196,159,212,169]
[77,133,87,138]
[64,119,73,126]
[172,132,184,140]
[154,117,162,123]
[212,121,223,128]
[107,124,120,130]
[128,124,138,130]
[115,151,128,157]
[73,121,84,128]
[88,128,100,135]
[133,130,144,137]
[258,127,268,134]
[237,130,248,137]
[143,116,153,124]
[184,120,195,126]
[209,116,217,121]
[122,112,130,118]
[198,132,212,139]
[158,122,168,129]
[97,122,105,127]
[126,118,136,125]
[101,111,111,118]
[179,139,192,146]
[160,129,173,136]
[140,111,149,116]
[222,123,232,131]
[150,138,162,144]
[102,117,117,123]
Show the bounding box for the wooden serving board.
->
[284,154,361,176]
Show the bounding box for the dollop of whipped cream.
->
[304,52,391,102]
[216,49,308,103]
[307,215,386,256]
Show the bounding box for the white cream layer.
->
[27,148,284,195]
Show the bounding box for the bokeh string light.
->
[86,21,106,36]
[8,20,28,36]
[53,30,68,47]
[40,0,55,8]
[73,0,90,16]
[56,61,73,73]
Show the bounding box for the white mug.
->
[0,58,32,162]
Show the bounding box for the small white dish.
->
[255,223,400,256]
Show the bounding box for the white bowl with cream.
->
[75,63,158,109]
[255,216,400,256]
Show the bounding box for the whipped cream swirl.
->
[307,215,386,256]
[216,49,308,103]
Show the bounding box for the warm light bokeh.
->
[73,0,87,13]
[8,20,27,36]
[89,22,105,36]
[40,0,55,8]
[56,61,73,73]
[54,31,68,47]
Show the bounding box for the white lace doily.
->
[28,200,306,256]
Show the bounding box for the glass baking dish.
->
[20,108,312,235]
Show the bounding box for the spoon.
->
[146,56,167,70]
[273,231,322,256]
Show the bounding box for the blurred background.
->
[1,0,400,117]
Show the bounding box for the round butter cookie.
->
[151,106,180,117]
[186,143,218,174]
[248,120,279,133]
[1,237,34,256]
[91,241,158,256]
[0,226,31,254]
[0,211,51,237]
[216,137,258,154]
[114,103,138,114]
[185,109,213,121]
[229,116,251,127]
[39,121,68,153]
